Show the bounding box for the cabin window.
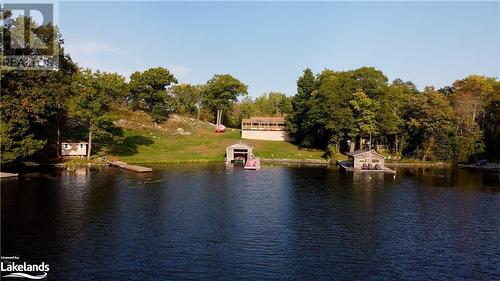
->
[358,159,366,162]
[80,144,84,149]
[372,159,379,163]
[64,144,68,149]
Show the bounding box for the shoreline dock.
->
[107,161,153,173]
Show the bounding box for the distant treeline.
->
[1,13,499,165]
[287,68,499,162]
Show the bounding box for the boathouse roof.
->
[227,142,253,149]
[346,149,385,158]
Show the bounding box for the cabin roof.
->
[242,116,285,124]
[346,149,384,158]
[61,140,88,144]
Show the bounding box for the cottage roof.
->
[346,149,385,158]
[242,117,286,124]
[61,139,88,144]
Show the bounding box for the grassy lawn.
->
[90,107,326,164]
[98,127,325,164]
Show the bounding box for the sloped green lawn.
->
[99,127,325,164]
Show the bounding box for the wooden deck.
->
[108,161,153,173]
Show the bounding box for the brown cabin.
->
[347,149,385,170]
[241,117,293,141]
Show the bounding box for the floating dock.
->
[107,161,152,173]
[0,172,18,179]
[244,158,261,170]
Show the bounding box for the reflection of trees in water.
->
[283,167,391,278]
[399,167,498,192]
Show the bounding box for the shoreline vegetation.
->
[1,14,498,170]
[89,108,452,167]
[55,109,455,169]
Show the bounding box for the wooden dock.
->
[107,161,152,173]
[0,172,18,179]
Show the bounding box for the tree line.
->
[1,13,498,165]
[287,68,499,162]
[0,14,251,164]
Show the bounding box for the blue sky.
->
[60,1,499,97]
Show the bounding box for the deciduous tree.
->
[204,74,248,126]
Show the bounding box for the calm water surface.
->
[2,164,499,280]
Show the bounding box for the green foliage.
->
[128,67,178,123]
[448,75,498,161]
[287,68,316,144]
[68,70,125,157]
[227,92,292,128]
[254,92,292,116]
[1,15,498,165]
[203,74,247,124]
[404,87,457,160]
[1,14,78,164]
[171,83,203,117]
[0,120,46,164]
[204,74,248,111]
[349,91,379,137]
[303,71,354,148]
[287,68,498,163]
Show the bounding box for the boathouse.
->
[241,117,292,141]
[225,143,253,164]
[347,150,385,170]
[61,141,88,157]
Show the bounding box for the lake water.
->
[1,164,499,280]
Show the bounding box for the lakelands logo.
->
[1,256,49,279]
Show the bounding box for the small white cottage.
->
[61,141,88,157]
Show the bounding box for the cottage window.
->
[64,144,68,149]
[372,159,379,163]
[80,144,84,149]
[358,159,366,162]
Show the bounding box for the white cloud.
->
[65,40,125,56]
[167,64,191,79]
[64,39,132,75]
[63,39,192,81]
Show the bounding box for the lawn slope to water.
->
[100,108,325,164]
